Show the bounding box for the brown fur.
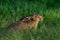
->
[6,14,43,31]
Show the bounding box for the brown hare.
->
[6,14,43,31]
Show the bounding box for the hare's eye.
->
[35,15,37,17]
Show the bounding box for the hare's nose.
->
[40,16,43,21]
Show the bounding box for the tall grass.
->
[0,0,60,40]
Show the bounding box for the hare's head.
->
[31,14,43,22]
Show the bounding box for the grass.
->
[0,0,60,40]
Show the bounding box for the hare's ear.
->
[26,17,31,20]
[22,17,31,21]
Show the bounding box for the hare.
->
[6,14,43,31]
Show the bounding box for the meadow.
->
[0,0,60,40]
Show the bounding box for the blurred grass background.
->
[0,0,60,40]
